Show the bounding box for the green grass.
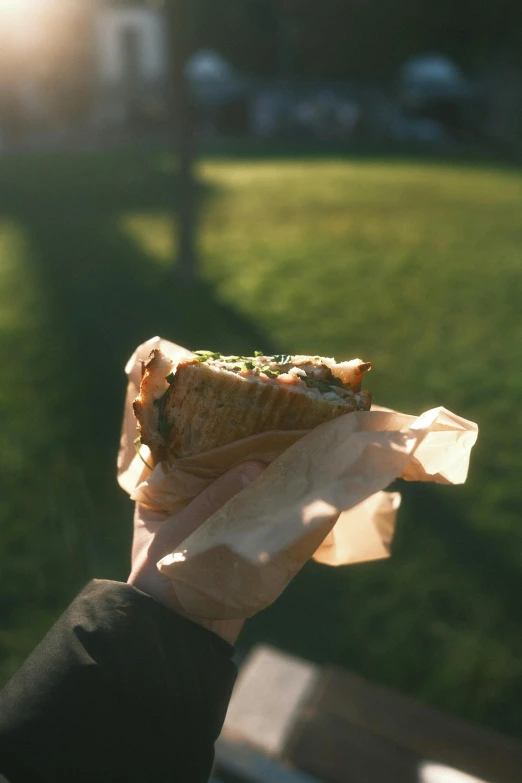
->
[1,149,521,737]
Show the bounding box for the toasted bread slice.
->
[134,350,372,462]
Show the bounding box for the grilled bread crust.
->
[135,357,372,462]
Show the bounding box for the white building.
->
[93,5,241,130]
[94,3,169,127]
[0,0,245,142]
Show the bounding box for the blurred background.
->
[1,0,522,777]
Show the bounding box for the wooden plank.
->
[288,667,522,783]
[222,646,320,757]
[288,710,421,783]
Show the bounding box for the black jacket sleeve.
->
[0,580,237,783]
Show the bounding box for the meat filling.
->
[192,351,365,406]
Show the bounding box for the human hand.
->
[128,460,265,645]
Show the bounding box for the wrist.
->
[128,566,244,645]
[193,617,245,646]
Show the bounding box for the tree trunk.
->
[166,0,198,282]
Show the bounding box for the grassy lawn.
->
[1,148,521,738]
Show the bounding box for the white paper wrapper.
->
[118,337,478,619]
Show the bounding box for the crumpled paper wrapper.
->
[118,337,478,619]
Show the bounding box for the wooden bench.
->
[220,646,522,783]
[285,665,522,783]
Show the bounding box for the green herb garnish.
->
[254,351,264,357]
[194,350,222,362]
[241,361,255,371]
[258,365,280,378]
[134,436,153,471]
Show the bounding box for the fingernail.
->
[240,463,264,487]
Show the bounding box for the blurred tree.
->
[295,0,424,78]
[161,0,277,281]
[164,0,199,282]
[421,0,522,64]
[188,0,278,76]
[274,0,302,79]
[181,0,522,79]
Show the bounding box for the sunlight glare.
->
[0,0,58,51]
[0,0,48,26]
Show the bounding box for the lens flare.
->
[0,0,56,52]
[0,0,48,27]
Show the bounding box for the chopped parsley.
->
[258,365,280,378]
[193,350,296,368]
[134,436,153,471]
[190,350,349,394]
[194,350,222,362]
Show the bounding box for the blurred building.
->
[0,2,511,150]
[0,0,170,146]
[0,0,252,145]
[0,0,95,144]
[94,2,168,129]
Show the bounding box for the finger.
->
[150,460,265,558]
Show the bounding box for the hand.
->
[128,460,265,645]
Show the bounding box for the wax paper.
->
[118,337,478,619]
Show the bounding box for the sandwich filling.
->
[134,347,372,462]
[188,351,370,407]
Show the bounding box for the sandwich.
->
[134,349,372,463]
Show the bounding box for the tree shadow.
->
[3,148,519,735]
[0,149,276,591]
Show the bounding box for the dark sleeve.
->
[0,580,237,783]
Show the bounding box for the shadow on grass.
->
[2,148,521,738]
[0,150,275,663]
[2,149,275,444]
